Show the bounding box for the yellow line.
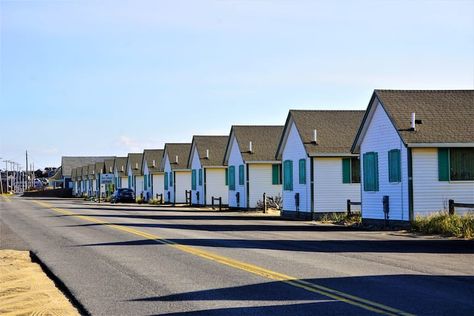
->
[31,200,414,316]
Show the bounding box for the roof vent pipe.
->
[175,155,179,164]
[249,141,253,153]
[313,129,318,143]
[152,160,156,167]
[206,149,209,159]
[135,162,139,169]
[121,166,124,172]
[411,112,416,131]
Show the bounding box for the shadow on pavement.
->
[132,275,474,316]
[74,236,474,254]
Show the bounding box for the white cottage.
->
[142,149,164,201]
[161,143,192,204]
[126,153,144,198]
[352,90,474,222]
[113,157,128,189]
[276,110,365,219]
[223,126,284,209]
[71,168,79,196]
[82,166,89,196]
[188,136,229,206]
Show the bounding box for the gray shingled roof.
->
[71,168,77,180]
[189,136,229,168]
[226,126,284,162]
[374,90,474,144]
[94,162,105,177]
[81,165,89,178]
[164,143,191,170]
[114,157,128,176]
[142,149,164,174]
[127,153,143,176]
[280,110,365,157]
[61,156,114,177]
[88,164,96,177]
[104,159,115,174]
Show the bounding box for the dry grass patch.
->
[411,212,474,239]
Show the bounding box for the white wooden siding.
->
[163,155,174,203]
[360,101,409,221]
[175,170,191,203]
[190,147,204,205]
[248,164,282,208]
[205,168,229,205]
[120,176,128,189]
[281,122,311,212]
[152,173,164,199]
[313,158,361,212]
[412,148,474,215]
[227,137,246,208]
[135,175,144,197]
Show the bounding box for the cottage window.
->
[388,149,401,182]
[363,152,379,191]
[229,166,236,190]
[239,165,245,185]
[272,164,282,185]
[199,169,203,186]
[170,172,173,187]
[164,172,169,190]
[342,158,360,183]
[192,170,197,190]
[439,148,474,181]
[144,175,148,190]
[283,160,293,191]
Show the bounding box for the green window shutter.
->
[438,148,449,181]
[283,160,293,191]
[363,152,379,191]
[225,168,229,186]
[199,169,203,186]
[374,152,379,191]
[144,175,147,190]
[229,166,235,190]
[388,149,401,182]
[239,165,245,185]
[299,159,306,184]
[164,173,168,190]
[342,158,351,183]
[128,176,131,189]
[191,170,197,190]
[272,164,279,185]
[170,172,173,186]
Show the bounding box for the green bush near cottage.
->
[412,212,474,239]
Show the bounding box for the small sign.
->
[100,174,114,184]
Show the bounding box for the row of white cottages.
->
[70,90,474,222]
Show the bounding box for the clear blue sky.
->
[1,0,473,169]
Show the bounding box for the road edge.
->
[30,251,90,316]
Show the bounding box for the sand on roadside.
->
[0,249,80,316]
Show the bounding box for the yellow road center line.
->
[31,200,414,316]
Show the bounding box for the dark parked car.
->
[111,188,135,203]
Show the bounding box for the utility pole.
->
[26,151,29,191]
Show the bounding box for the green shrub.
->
[412,212,474,239]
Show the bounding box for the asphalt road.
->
[1,195,473,316]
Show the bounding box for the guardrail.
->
[448,199,474,215]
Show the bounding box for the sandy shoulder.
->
[0,249,80,316]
